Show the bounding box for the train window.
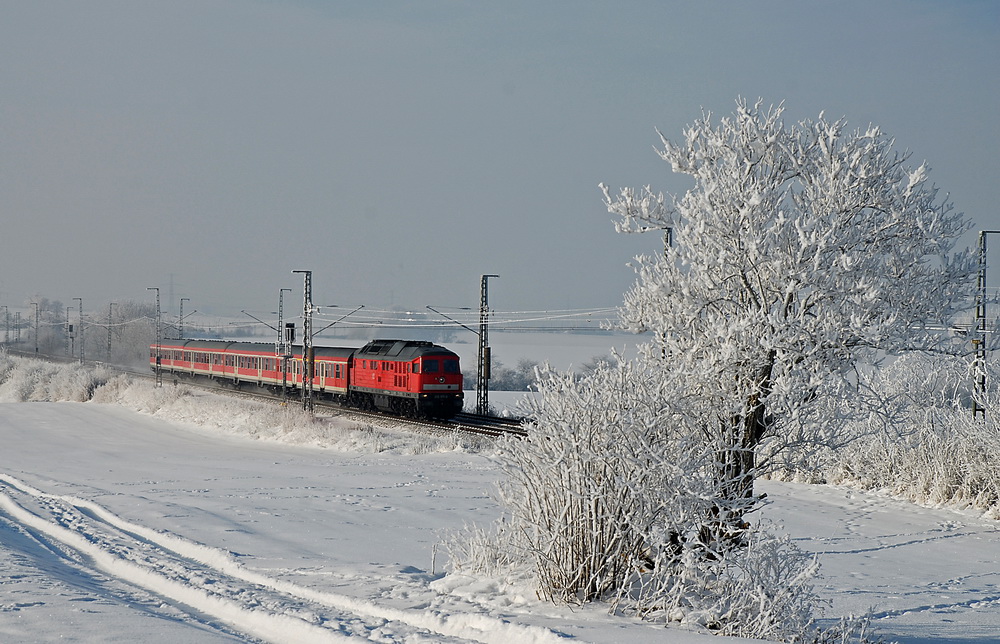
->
[411,363,419,373]
[423,359,439,373]
[444,359,459,373]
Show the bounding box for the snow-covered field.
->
[1,352,999,643]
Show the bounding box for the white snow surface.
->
[0,360,999,642]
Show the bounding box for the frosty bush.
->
[444,358,861,640]
[623,528,820,638]
[0,353,113,402]
[493,360,709,603]
[787,354,1000,517]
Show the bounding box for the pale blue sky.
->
[2,1,997,318]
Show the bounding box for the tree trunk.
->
[709,351,776,547]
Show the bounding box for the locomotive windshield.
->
[421,358,459,374]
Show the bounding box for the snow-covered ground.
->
[1,354,999,643]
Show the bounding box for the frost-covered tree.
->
[444,100,947,639]
[106,299,157,367]
[462,355,538,392]
[603,99,977,516]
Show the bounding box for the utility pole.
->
[179,298,189,339]
[148,288,162,386]
[107,302,116,363]
[1,305,8,345]
[477,274,499,415]
[31,302,39,354]
[73,297,83,363]
[278,288,292,401]
[974,230,1000,417]
[292,270,314,413]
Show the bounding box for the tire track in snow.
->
[0,474,570,644]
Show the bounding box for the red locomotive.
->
[150,338,464,419]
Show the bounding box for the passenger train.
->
[150,338,464,419]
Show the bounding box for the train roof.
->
[354,339,458,361]
[158,338,455,361]
[157,339,354,359]
[302,345,356,359]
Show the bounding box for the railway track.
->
[159,372,528,439]
[180,377,527,439]
[310,403,527,439]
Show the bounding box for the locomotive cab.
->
[352,339,464,419]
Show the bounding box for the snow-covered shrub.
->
[831,411,1000,514]
[499,359,716,604]
[619,527,820,639]
[443,358,864,640]
[821,356,1000,516]
[0,354,113,402]
[769,354,1000,518]
[442,520,530,582]
[448,359,690,598]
